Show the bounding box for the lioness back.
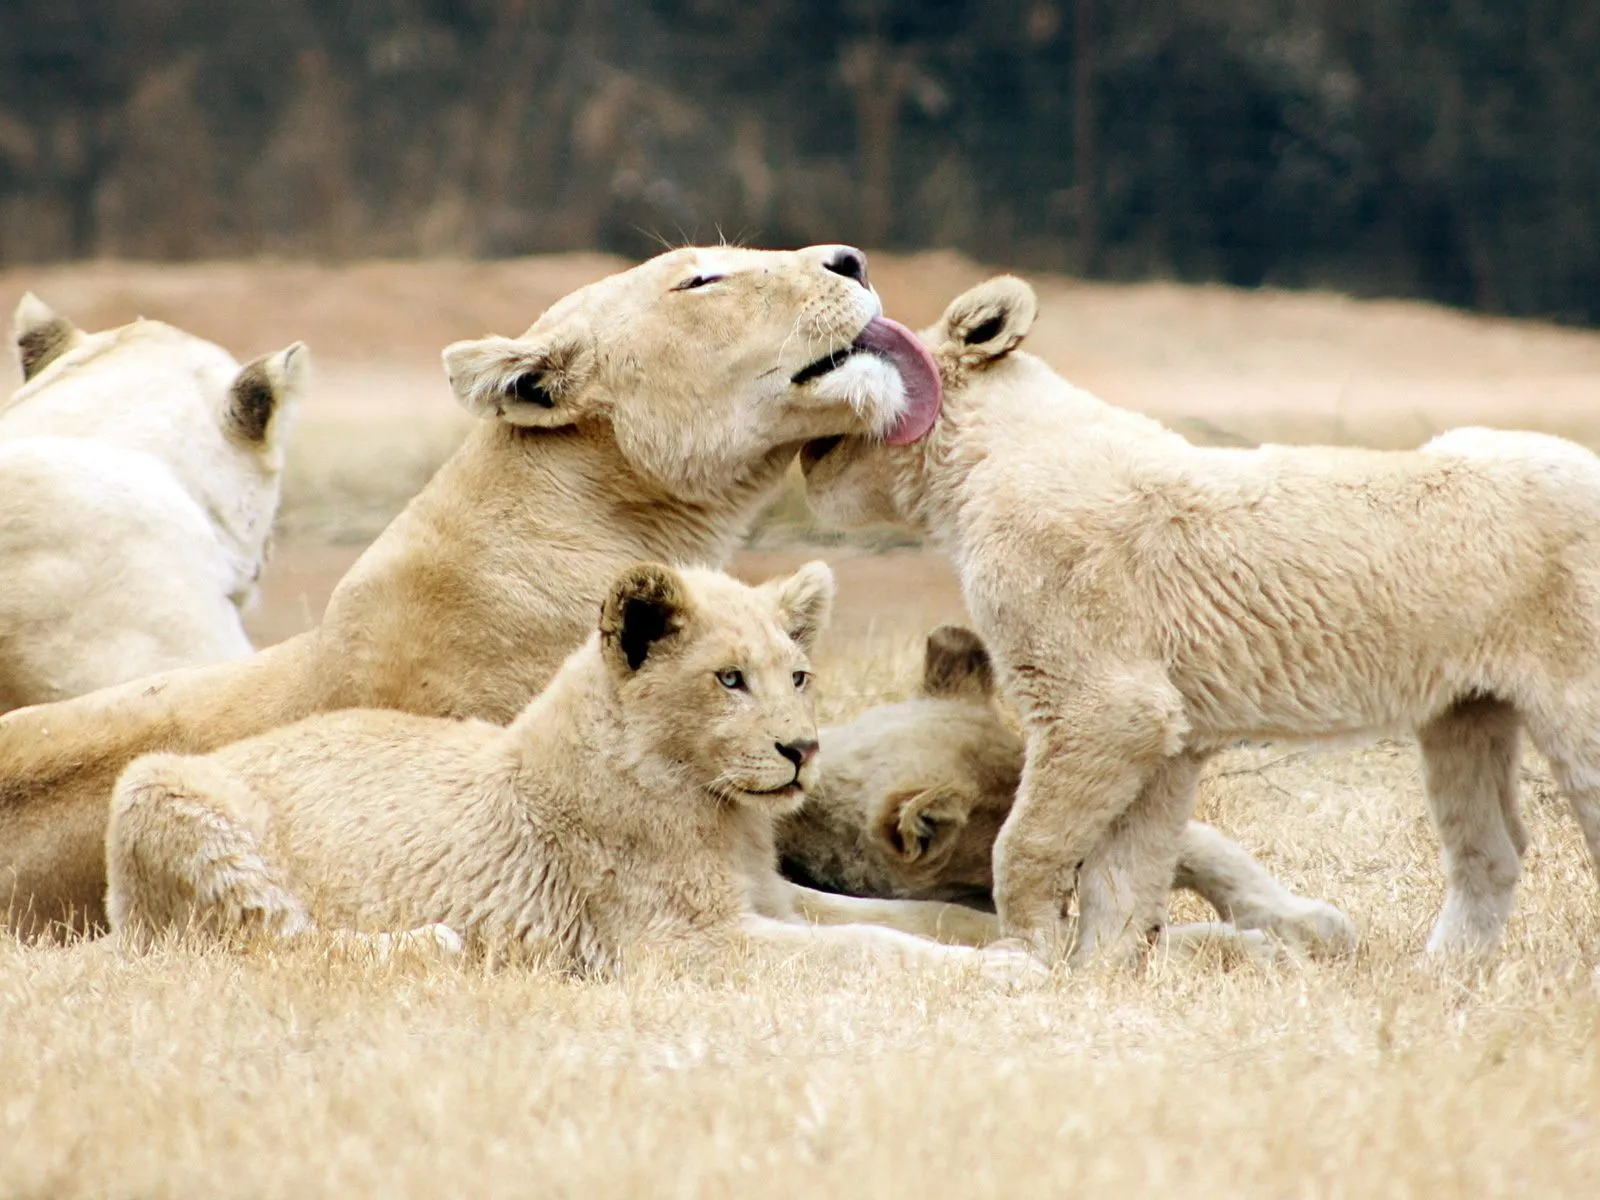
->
[0,294,304,713]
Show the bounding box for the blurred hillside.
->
[3,1,1599,321]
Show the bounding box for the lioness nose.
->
[823,247,870,289]
[776,738,819,768]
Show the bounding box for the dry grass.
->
[7,629,1600,1197]
[9,254,1600,1193]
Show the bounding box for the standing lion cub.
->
[107,561,1039,981]
[803,274,1600,967]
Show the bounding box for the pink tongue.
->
[854,316,943,445]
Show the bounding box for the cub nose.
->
[775,738,819,768]
[823,247,870,289]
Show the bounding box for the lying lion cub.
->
[107,561,1038,981]
[779,626,1356,958]
[803,275,1600,965]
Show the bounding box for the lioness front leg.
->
[736,913,1046,985]
[994,668,1188,961]
[1173,822,1357,957]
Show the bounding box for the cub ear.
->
[441,327,596,429]
[767,560,835,654]
[935,276,1036,366]
[599,562,693,673]
[13,292,84,381]
[920,625,994,701]
[876,787,972,863]
[228,342,308,446]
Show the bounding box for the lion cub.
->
[107,561,1038,981]
[803,276,1600,966]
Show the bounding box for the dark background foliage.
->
[2,0,1597,321]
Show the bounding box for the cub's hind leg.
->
[107,752,309,946]
[1419,696,1523,958]
[109,754,464,960]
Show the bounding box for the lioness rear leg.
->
[108,753,460,959]
[1419,696,1524,958]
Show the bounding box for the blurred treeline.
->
[3,0,1599,321]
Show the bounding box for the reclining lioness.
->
[1,295,302,712]
[108,561,1039,982]
[802,275,1600,965]
[780,626,1356,957]
[0,244,944,936]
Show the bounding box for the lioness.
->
[780,626,1357,957]
[803,275,1600,964]
[1,294,302,712]
[0,245,950,936]
[108,561,1039,982]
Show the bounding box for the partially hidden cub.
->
[779,625,1356,958]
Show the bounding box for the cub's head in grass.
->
[780,625,1019,903]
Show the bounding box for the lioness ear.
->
[441,328,595,429]
[228,342,307,446]
[921,625,994,701]
[768,560,835,654]
[599,562,692,673]
[936,276,1037,366]
[877,788,972,863]
[13,292,84,381]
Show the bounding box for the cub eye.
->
[715,668,746,690]
[792,670,811,691]
[673,274,724,292]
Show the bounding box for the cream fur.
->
[802,275,1600,964]
[780,626,1356,958]
[0,294,302,714]
[107,562,1042,984]
[0,246,942,937]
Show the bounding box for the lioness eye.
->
[716,668,746,690]
[673,274,724,291]
[792,670,810,691]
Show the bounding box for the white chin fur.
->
[811,355,906,438]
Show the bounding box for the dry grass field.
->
[5,254,1600,1196]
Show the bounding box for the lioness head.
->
[441,246,944,498]
[800,275,1037,528]
[596,558,835,813]
[777,625,1020,904]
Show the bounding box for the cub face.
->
[598,560,835,814]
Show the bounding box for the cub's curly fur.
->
[108,562,1040,983]
[803,275,1600,964]
[1,294,302,713]
[779,626,1356,957]
[1,246,935,936]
